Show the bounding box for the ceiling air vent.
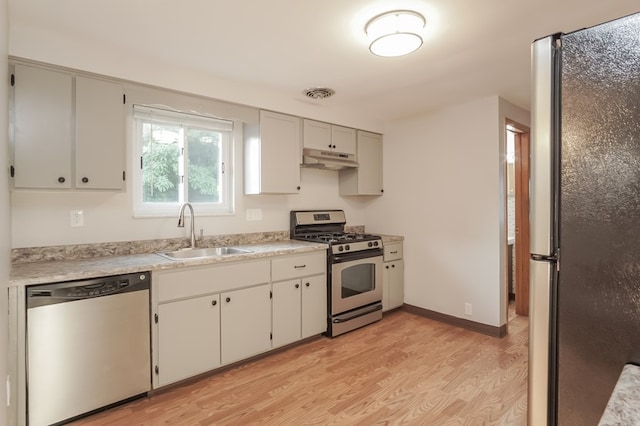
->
[303,87,335,100]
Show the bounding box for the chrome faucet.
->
[178,203,196,249]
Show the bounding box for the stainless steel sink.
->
[157,246,252,260]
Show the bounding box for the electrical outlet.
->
[464,303,472,316]
[70,210,84,227]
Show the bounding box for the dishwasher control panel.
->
[26,273,150,308]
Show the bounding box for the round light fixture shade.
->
[366,10,426,57]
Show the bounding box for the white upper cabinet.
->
[13,64,73,189]
[303,119,356,155]
[11,63,125,190]
[339,131,383,196]
[244,110,301,194]
[75,76,125,190]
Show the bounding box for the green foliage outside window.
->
[141,122,221,204]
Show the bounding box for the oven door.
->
[331,251,383,315]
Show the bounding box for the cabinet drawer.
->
[157,260,270,302]
[384,243,403,261]
[272,252,326,281]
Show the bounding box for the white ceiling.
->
[8,0,640,123]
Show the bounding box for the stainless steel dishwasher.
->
[26,272,151,426]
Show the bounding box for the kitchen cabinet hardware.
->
[10,73,14,86]
[305,282,310,287]
[295,283,299,288]
[225,297,231,303]
[10,165,14,178]
[211,300,217,306]
[81,177,89,183]
[58,177,65,183]
[154,313,158,323]
[155,365,159,375]
[294,264,306,269]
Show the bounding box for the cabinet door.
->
[383,260,404,311]
[75,77,125,190]
[221,284,271,364]
[339,131,383,196]
[302,274,327,338]
[272,279,302,347]
[331,125,356,155]
[13,64,73,189]
[157,294,220,387]
[303,119,331,151]
[258,110,300,193]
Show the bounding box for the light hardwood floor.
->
[71,308,528,425]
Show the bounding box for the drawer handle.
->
[294,265,306,269]
[225,297,231,303]
[390,251,398,254]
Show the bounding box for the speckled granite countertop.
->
[377,234,404,244]
[10,240,327,287]
[599,364,640,425]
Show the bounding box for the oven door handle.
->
[332,304,383,323]
[332,249,383,263]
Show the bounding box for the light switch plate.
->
[246,208,262,221]
[70,210,84,227]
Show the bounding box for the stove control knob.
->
[373,241,379,247]
[368,242,373,247]
[345,245,350,251]
[338,246,344,252]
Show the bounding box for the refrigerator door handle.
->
[531,248,560,271]
[531,253,557,262]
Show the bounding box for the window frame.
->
[132,105,235,218]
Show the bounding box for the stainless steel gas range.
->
[290,210,383,337]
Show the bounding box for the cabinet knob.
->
[58,177,65,183]
[297,186,301,190]
[305,282,310,287]
[385,265,389,269]
[225,297,231,303]
[381,189,384,193]
[392,264,395,268]
[332,144,336,149]
[81,177,89,183]
[295,283,300,288]
[328,144,332,148]
[212,300,217,306]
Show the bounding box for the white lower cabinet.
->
[221,284,272,364]
[152,251,327,389]
[382,242,405,312]
[272,274,327,348]
[271,252,327,348]
[157,294,220,387]
[301,274,328,338]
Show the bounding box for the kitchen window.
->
[132,105,233,217]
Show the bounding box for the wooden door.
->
[513,126,531,316]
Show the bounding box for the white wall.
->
[367,97,529,327]
[1,0,10,420]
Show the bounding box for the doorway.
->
[506,121,530,317]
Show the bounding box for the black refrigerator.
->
[529,11,640,426]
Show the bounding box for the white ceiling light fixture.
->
[365,10,426,57]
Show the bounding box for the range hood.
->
[301,148,358,171]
